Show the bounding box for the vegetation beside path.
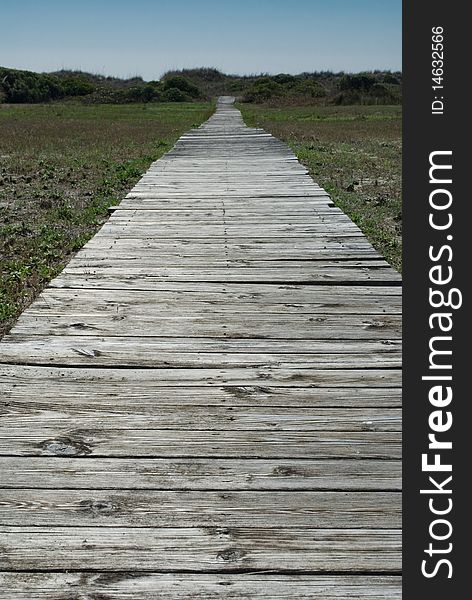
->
[0,102,214,336]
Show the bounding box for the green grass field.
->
[239,104,402,271]
[0,102,214,336]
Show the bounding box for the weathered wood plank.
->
[0,402,401,431]
[11,312,401,339]
[72,257,389,268]
[24,284,403,308]
[0,382,402,407]
[0,490,401,528]
[0,365,402,388]
[79,248,383,260]
[5,296,402,317]
[0,573,403,599]
[84,228,370,241]
[52,271,401,289]
[0,337,401,367]
[0,527,401,571]
[79,235,380,246]
[0,428,401,458]
[57,266,400,285]
[0,457,401,490]
[118,200,336,209]
[106,209,358,218]
[66,259,391,269]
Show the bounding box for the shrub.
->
[123,85,159,102]
[339,74,376,92]
[162,76,202,99]
[0,69,63,102]
[161,87,191,102]
[273,73,297,86]
[242,77,284,103]
[332,84,399,105]
[60,77,95,97]
[289,80,327,98]
[382,73,400,85]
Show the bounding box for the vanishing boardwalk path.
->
[0,98,401,598]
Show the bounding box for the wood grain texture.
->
[0,98,401,595]
[0,527,401,571]
[0,457,402,490]
[0,382,402,406]
[0,490,401,527]
[0,335,401,367]
[11,285,402,313]
[0,364,402,389]
[11,313,401,338]
[0,573,402,600]
[0,428,401,459]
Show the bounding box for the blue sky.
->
[1,0,401,78]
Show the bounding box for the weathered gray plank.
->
[0,490,401,527]
[0,527,401,571]
[0,428,401,459]
[52,272,401,290]
[11,312,401,339]
[0,457,401,490]
[81,237,380,250]
[17,285,402,311]
[0,573,403,599]
[0,337,401,367]
[0,382,402,407]
[0,402,401,431]
[57,266,400,285]
[0,364,402,388]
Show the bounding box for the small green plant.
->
[0,294,20,321]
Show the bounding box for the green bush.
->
[59,77,95,97]
[0,69,63,102]
[162,76,202,99]
[161,87,191,102]
[332,84,399,105]
[289,80,327,98]
[242,77,284,103]
[273,73,297,86]
[382,73,400,85]
[123,85,159,103]
[339,74,376,92]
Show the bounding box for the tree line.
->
[0,66,402,105]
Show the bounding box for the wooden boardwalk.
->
[0,97,402,598]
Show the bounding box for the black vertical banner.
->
[403,1,468,597]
